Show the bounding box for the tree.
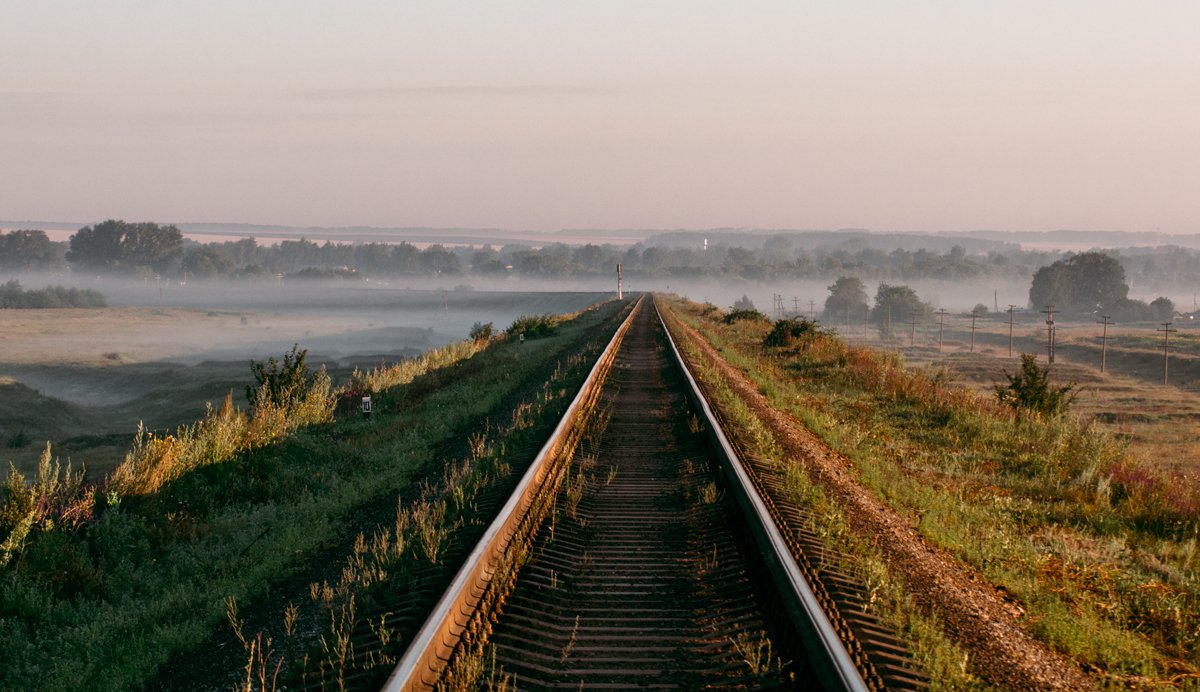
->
[571,244,608,272]
[0,230,58,271]
[1029,251,1129,314]
[732,294,756,311]
[824,276,869,321]
[65,220,182,274]
[181,245,235,279]
[121,223,183,273]
[1150,296,1175,320]
[870,283,933,338]
[419,245,462,275]
[995,353,1077,415]
[67,220,126,271]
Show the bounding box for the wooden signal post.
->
[1042,304,1056,363]
[1159,322,1177,385]
[1096,315,1112,373]
[1006,305,1018,358]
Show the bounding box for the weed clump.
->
[0,446,91,566]
[508,314,558,339]
[469,321,495,342]
[762,318,824,348]
[994,353,1077,416]
[723,308,768,325]
[247,344,318,410]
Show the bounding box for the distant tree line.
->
[818,277,935,337]
[0,280,105,308]
[0,223,1197,313]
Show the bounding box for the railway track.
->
[386,298,924,690]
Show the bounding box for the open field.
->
[0,288,605,479]
[832,315,1200,476]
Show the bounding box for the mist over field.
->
[0,277,605,477]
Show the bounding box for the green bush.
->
[247,344,317,409]
[723,308,768,325]
[994,353,1078,416]
[0,280,106,309]
[469,321,495,342]
[508,314,559,339]
[763,318,825,348]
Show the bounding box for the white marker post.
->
[361,395,372,419]
[617,262,623,300]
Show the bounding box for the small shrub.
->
[723,309,768,325]
[469,321,495,342]
[247,344,316,409]
[0,465,34,543]
[994,353,1078,416]
[508,314,558,339]
[763,318,824,348]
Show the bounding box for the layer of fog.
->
[0,275,606,428]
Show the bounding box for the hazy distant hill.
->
[6,221,1199,252]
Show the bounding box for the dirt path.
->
[665,307,1096,690]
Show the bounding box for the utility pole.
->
[1042,304,1056,363]
[910,314,917,347]
[1006,305,1018,358]
[1096,315,1112,373]
[969,308,979,352]
[793,296,799,315]
[937,308,947,352]
[808,300,816,320]
[1159,322,1178,385]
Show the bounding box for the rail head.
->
[384,295,643,691]
[655,299,870,692]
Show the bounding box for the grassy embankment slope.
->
[664,296,1199,688]
[0,298,628,691]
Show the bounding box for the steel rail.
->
[656,301,870,692]
[383,295,642,691]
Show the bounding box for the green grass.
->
[660,301,981,690]
[0,298,628,691]
[663,296,1200,687]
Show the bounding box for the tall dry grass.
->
[110,370,335,496]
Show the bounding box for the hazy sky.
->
[3,2,1198,232]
